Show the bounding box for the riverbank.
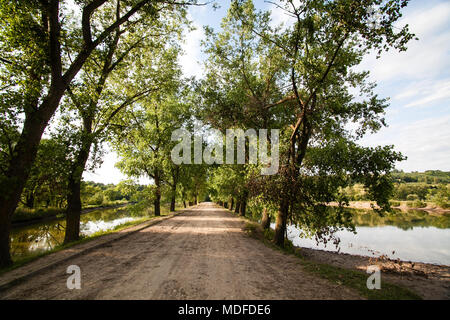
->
[329,201,450,215]
[238,209,448,300]
[12,202,132,228]
[296,247,450,300]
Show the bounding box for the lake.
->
[281,208,450,266]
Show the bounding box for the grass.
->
[1,205,183,276]
[241,219,422,300]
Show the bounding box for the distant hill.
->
[391,170,450,184]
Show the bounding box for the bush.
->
[13,207,65,222]
[406,194,418,201]
[406,200,427,208]
[389,200,401,207]
[432,185,450,209]
[88,192,104,206]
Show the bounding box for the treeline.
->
[391,170,450,184]
[0,0,416,268]
[0,0,203,267]
[341,170,450,209]
[200,0,415,249]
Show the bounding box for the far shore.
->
[329,201,450,215]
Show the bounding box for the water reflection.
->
[282,208,450,265]
[10,207,147,259]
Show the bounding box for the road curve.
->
[0,203,361,299]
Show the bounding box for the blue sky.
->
[84,0,450,184]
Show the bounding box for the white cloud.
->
[358,2,450,82]
[179,18,205,79]
[361,115,450,172]
[401,80,450,108]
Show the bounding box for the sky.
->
[84,0,450,184]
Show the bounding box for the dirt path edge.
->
[0,207,192,292]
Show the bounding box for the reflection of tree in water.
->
[10,222,65,257]
[349,208,450,230]
[10,206,160,259]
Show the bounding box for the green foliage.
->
[392,170,450,184]
[20,138,71,209]
[430,185,450,209]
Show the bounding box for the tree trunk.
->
[64,141,91,244]
[0,212,12,268]
[154,174,161,216]
[261,207,271,230]
[25,193,35,209]
[224,202,228,208]
[234,201,240,214]
[274,201,289,247]
[230,198,234,211]
[239,191,248,217]
[64,174,82,244]
[194,194,198,205]
[183,200,186,208]
[239,198,247,217]
[170,183,176,212]
[0,99,63,267]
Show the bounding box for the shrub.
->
[389,200,401,207]
[406,200,427,208]
[406,194,418,201]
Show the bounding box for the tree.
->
[21,138,70,209]
[200,0,290,218]
[0,0,199,267]
[59,2,187,243]
[110,48,191,215]
[202,0,415,247]
[241,0,415,246]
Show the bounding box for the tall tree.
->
[110,48,191,215]
[237,0,415,246]
[59,2,187,243]
[200,0,290,217]
[0,0,198,267]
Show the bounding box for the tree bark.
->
[261,207,271,230]
[230,197,234,211]
[0,94,64,267]
[170,183,176,212]
[154,173,161,216]
[234,201,240,214]
[64,140,91,244]
[239,198,247,217]
[274,201,289,247]
[183,200,186,208]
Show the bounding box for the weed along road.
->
[0,203,361,299]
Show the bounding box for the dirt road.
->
[0,203,361,299]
